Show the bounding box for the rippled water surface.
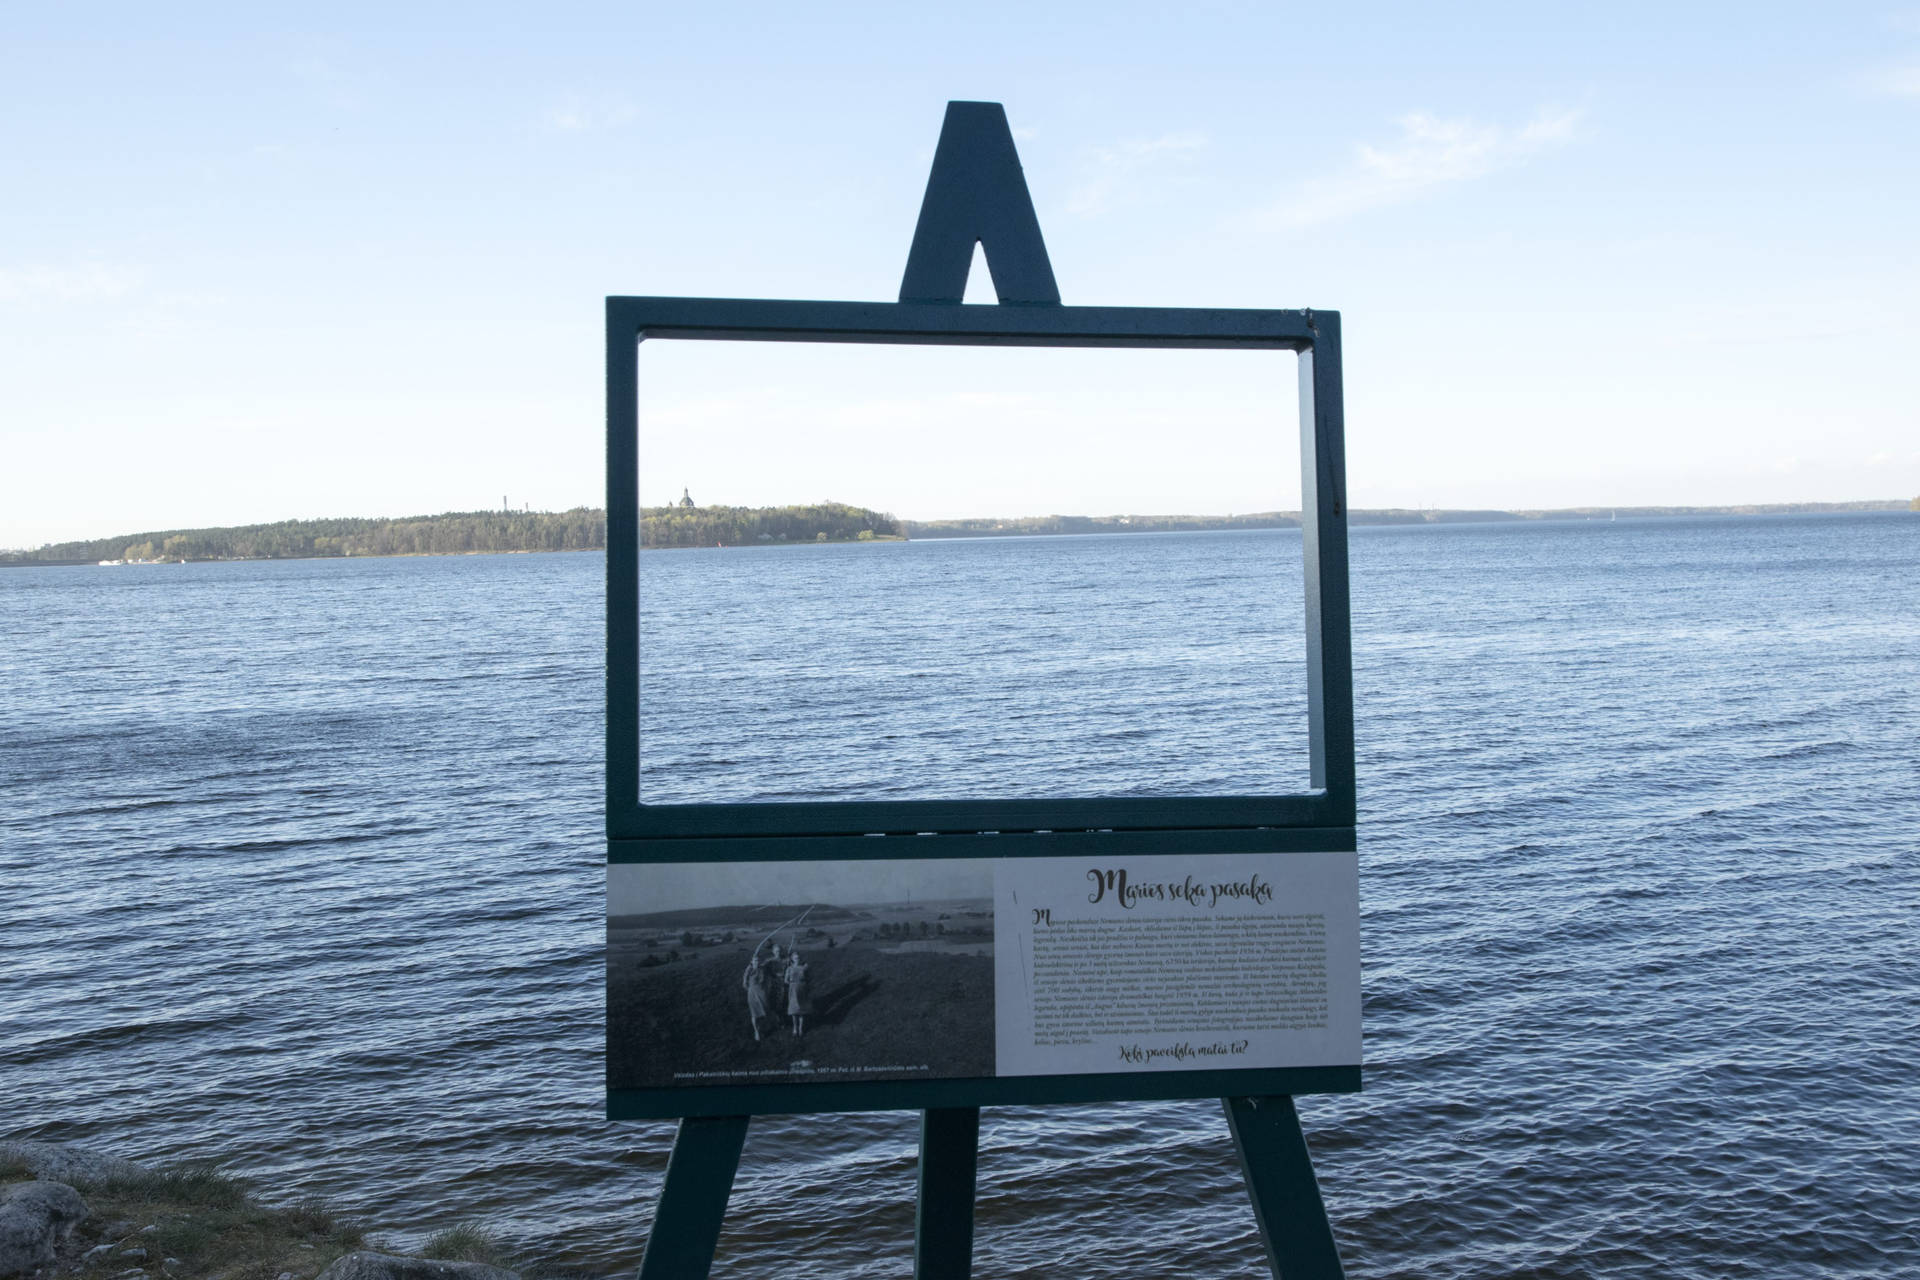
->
[4,514,1918,1278]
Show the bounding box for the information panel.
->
[608,851,1357,1095]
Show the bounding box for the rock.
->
[118,1250,146,1262]
[0,1146,149,1190]
[315,1253,519,1280]
[0,1182,88,1277]
[82,1246,113,1263]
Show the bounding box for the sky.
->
[4,2,1917,547]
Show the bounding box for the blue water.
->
[3,514,1917,1278]
[638,528,1310,803]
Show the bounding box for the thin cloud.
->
[544,93,637,132]
[1261,108,1580,229]
[1862,9,1920,95]
[1068,131,1209,216]
[1861,63,1920,96]
[0,263,142,303]
[288,56,367,111]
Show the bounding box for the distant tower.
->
[680,487,695,508]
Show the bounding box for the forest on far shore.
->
[2,508,607,564]
[4,498,1909,565]
[1,502,901,564]
[640,501,902,548]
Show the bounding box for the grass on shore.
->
[2,1157,366,1280]
[419,1223,516,1270]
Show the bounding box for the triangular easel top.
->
[607,98,1331,347]
[899,101,1061,306]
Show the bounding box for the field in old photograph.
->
[607,897,994,1088]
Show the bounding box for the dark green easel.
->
[611,101,1356,1280]
[636,1099,1339,1279]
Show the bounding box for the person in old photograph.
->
[742,956,771,1041]
[766,941,787,1015]
[786,950,811,1036]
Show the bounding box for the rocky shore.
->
[0,1144,530,1280]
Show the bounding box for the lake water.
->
[4,514,1918,1278]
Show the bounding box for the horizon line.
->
[8,496,1915,555]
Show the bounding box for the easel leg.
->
[1224,1095,1345,1279]
[914,1106,980,1280]
[638,1114,750,1280]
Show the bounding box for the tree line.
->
[903,499,1916,539]
[2,502,902,564]
[641,502,902,548]
[4,509,606,564]
[10,498,1907,565]
[904,512,1300,539]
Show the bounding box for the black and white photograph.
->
[608,859,995,1089]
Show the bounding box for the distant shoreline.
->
[3,499,1911,566]
[905,500,1911,540]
